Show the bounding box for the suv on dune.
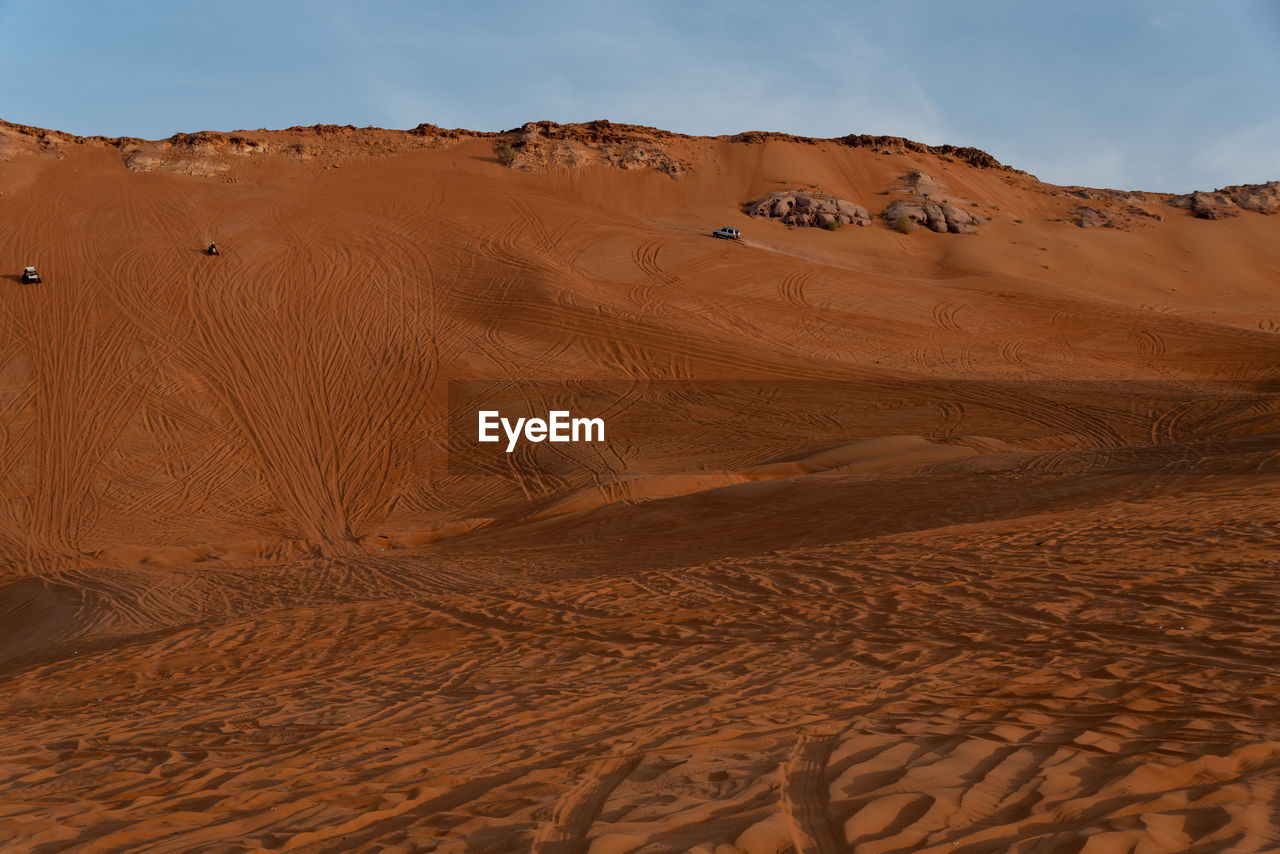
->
[712,227,741,240]
[21,266,40,284]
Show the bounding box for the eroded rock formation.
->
[876,170,989,234]
[1069,204,1163,229]
[882,199,984,234]
[745,192,871,228]
[1167,182,1280,219]
[495,121,689,177]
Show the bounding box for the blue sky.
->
[2,0,1277,192]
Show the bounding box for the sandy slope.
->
[1,121,1279,852]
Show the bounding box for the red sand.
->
[1,120,1279,852]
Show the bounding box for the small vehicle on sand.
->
[21,266,40,284]
[712,227,741,240]
[207,243,219,256]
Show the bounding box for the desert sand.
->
[1,118,1279,852]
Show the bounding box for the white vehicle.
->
[21,266,40,284]
[712,226,741,240]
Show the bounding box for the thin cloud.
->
[1,1,1275,191]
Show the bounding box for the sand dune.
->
[1,119,1279,852]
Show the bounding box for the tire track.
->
[532,752,643,854]
[778,271,813,309]
[780,731,845,854]
[1131,328,1166,356]
[931,301,964,331]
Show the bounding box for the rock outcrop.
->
[876,170,989,234]
[1171,192,1240,220]
[1071,206,1120,228]
[1069,204,1163,229]
[882,199,984,234]
[1226,182,1280,213]
[1064,187,1152,204]
[894,169,954,199]
[745,192,871,228]
[1167,182,1280,219]
[495,121,689,177]
[722,132,1018,172]
[0,119,482,176]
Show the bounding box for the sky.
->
[1,0,1277,193]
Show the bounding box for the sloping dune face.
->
[2,121,1280,852]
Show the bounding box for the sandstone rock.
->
[835,135,1016,171]
[1069,203,1161,229]
[1066,187,1151,204]
[1229,182,1280,213]
[882,199,984,234]
[1071,205,1121,228]
[1172,191,1239,220]
[497,121,688,177]
[1124,204,1163,221]
[1167,182,1279,219]
[896,169,949,198]
[745,191,871,228]
[877,171,988,233]
[722,132,1019,172]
